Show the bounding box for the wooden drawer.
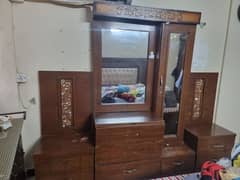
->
[161,156,195,176]
[96,124,163,145]
[96,140,162,164]
[34,136,94,180]
[35,155,93,180]
[198,135,235,152]
[196,149,232,169]
[35,156,93,180]
[95,160,161,180]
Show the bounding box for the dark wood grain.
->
[39,71,92,136]
[161,144,195,176]
[95,160,161,180]
[33,135,94,180]
[183,73,219,126]
[94,112,164,179]
[184,123,236,169]
[152,24,197,141]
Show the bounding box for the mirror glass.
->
[101,29,149,105]
[164,33,188,135]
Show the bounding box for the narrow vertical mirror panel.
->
[164,33,187,135]
[101,29,149,105]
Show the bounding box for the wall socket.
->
[16,73,27,83]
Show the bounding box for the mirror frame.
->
[92,21,157,113]
[155,24,196,139]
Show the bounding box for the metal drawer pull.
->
[71,139,78,143]
[135,133,140,136]
[212,144,225,149]
[123,169,137,174]
[173,161,184,166]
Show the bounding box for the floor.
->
[27,177,35,180]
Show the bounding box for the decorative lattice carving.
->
[192,79,204,119]
[95,3,184,23]
[60,79,73,128]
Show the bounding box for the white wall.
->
[9,0,234,168]
[12,2,91,168]
[132,0,230,72]
[216,0,240,143]
[0,1,19,113]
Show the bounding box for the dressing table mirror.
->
[93,22,156,112]
[92,2,204,179]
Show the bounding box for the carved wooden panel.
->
[94,2,201,24]
[192,79,204,120]
[39,71,92,136]
[60,79,73,128]
[184,73,218,126]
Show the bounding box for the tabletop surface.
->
[0,119,23,180]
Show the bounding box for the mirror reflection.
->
[101,29,149,105]
[164,33,188,135]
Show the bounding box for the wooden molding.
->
[94,2,201,24]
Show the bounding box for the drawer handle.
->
[173,161,184,166]
[71,139,79,143]
[212,144,225,149]
[135,133,140,136]
[123,169,137,174]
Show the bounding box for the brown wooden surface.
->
[185,123,236,138]
[95,160,161,180]
[161,144,195,176]
[184,123,236,169]
[39,71,92,136]
[33,135,94,180]
[184,73,219,126]
[94,112,164,179]
[92,21,156,113]
[96,141,162,164]
[152,24,197,141]
[95,112,165,126]
[93,2,201,25]
[95,123,164,144]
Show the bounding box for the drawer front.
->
[196,149,232,169]
[95,160,161,180]
[35,156,93,180]
[37,136,93,156]
[198,136,235,151]
[95,141,162,164]
[96,124,163,145]
[161,156,195,176]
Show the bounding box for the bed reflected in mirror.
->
[101,29,149,105]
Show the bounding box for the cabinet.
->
[94,112,164,179]
[34,72,94,180]
[92,1,235,179]
[34,135,94,180]
[184,124,236,170]
[34,2,236,179]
